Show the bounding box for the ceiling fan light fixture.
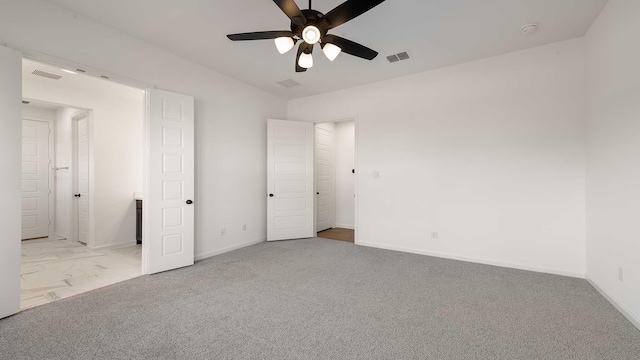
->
[302,25,321,44]
[322,43,342,61]
[298,52,313,69]
[275,37,295,54]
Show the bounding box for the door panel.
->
[145,89,194,274]
[75,116,89,244]
[267,119,314,241]
[21,120,50,240]
[0,45,22,319]
[315,123,335,232]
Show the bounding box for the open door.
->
[144,89,195,274]
[0,45,22,319]
[267,119,315,241]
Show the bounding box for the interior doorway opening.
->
[314,119,356,243]
[20,58,145,310]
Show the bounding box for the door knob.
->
[317,192,320,195]
[269,194,274,197]
[186,200,193,205]
[74,194,81,198]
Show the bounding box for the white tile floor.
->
[21,238,142,310]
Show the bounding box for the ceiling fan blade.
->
[273,0,307,26]
[295,43,313,73]
[323,0,386,29]
[227,31,293,41]
[322,35,378,60]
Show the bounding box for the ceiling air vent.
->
[22,100,30,105]
[387,51,411,64]
[31,69,64,80]
[277,79,301,88]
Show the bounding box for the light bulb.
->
[298,52,313,69]
[322,43,342,61]
[274,37,295,54]
[302,25,321,44]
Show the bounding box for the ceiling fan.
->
[227,0,386,72]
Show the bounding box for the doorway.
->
[314,119,356,243]
[1,47,196,319]
[19,58,145,310]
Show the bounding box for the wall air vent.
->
[277,79,301,88]
[31,69,64,80]
[387,51,411,64]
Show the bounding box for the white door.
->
[75,116,89,244]
[0,45,22,319]
[315,123,335,232]
[145,89,195,274]
[267,119,314,241]
[21,119,50,240]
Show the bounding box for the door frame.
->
[70,110,92,245]
[21,115,55,239]
[312,115,359,244]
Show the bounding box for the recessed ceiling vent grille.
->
[387,51,411,63]
[32,69,64,80]
[277,79,301,88]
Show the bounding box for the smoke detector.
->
[520,24,539,35]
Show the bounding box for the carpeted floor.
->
[1,238,639,360]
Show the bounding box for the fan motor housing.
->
[291,9,329,38]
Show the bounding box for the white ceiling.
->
[47,0,607,100]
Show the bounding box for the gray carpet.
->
[1,239,639,360]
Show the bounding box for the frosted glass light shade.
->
[302,26,321,44]
[322,43,342,61]
[298,52,313,69]
[274,37,295,54]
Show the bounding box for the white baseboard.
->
[334,224,355,230]
[586,276,640,331]
[194,237,266,261]
[357,241,585,279]
[88,239,137,251]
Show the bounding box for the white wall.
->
[289,39,587,277]
[334,121,355,229]
[53,107,76,239]
[585,0,640,327]
[0,0,287,258]
[0,45,22,319]
[23,60,144,249]
[22,104,56,121]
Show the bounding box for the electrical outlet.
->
[431,232,439,240]
[241,223,247,231]
[618,267,624,282]
[220,228,226,237]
